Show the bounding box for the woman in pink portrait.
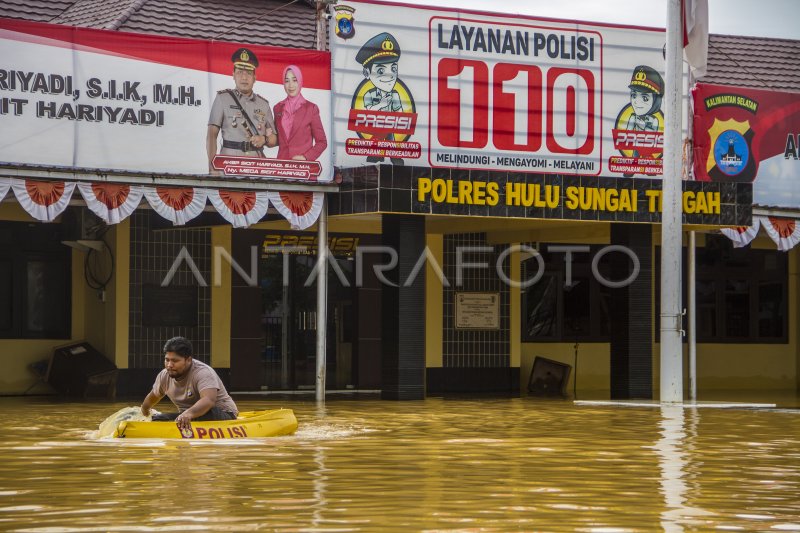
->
[274,65,328,164]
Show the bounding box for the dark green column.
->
[381,214,426,400]
[609,224,653,399]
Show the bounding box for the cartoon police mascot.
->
[625,65,664,132]
[350,32,416,165]
[613,65,665,176]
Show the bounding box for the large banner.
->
[331,0,686,177]
[0,18,332,183]
[693,83,800,209]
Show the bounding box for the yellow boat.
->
[113,408,298,439]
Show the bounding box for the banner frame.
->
[0,164,338,193]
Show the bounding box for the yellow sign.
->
[417,177,500,206]
[564,186,638,212]
[416,177,720,215]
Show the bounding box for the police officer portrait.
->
[206,47,278,174]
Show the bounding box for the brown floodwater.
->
[0,395,798,532]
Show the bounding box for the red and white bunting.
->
[144,187,207,226]
[0,177,10,202]
[207,189,270,228]
[720,217,761,248]
[761,216,800,252]
[268,191,323,230]
[11,179,75,222]
[78,182,144,224]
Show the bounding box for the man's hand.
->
[175,411,194,432]
[175,390,216,431]
[207,124,221,172]
[141,391,161,418]
[250,134,267,149]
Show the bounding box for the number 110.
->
[436,58,596,155]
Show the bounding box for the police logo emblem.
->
[705,118,756,182]
[180,427,194,439]
[714,130,749,177]
[334,5,356,40]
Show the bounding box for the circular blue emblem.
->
[337,18,354,38]
[714,129,749,176]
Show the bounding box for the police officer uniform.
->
[208,48,276,157]
[356,33,403,113]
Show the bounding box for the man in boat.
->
[140,336,239,431]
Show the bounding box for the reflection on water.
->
[0,396,798,531]
[654,406,712,531]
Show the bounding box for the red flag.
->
[683,0,709,78]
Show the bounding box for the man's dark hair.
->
[163,336,193,358]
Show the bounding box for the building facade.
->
[0,1,797,401]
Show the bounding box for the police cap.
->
[628,65,663,95]
[232,47,259,71]
[355,32,401,68]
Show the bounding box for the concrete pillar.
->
[381,214,426,400]
[610,224,653,399]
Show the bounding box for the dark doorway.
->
[230,230,374,391]
[259,253,354,390]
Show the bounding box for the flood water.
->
[0,395,798,532]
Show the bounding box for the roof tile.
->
[0,0,74,22]
[699,34,800,93]
[119,0,317,49]
[52,0,143,29]
[2,0,317,49]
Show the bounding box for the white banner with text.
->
[331,0,688,177]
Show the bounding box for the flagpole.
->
[687,66,698,404]
[660,0,685,403]
[316,198,328,402]
[315,0,329,403]
[688,230,697,402]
